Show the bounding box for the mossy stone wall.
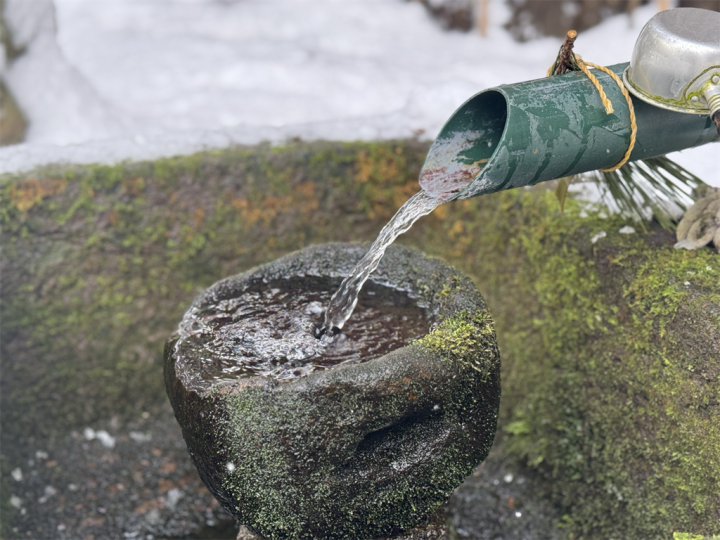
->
[2,140,718,538]
[412,187,720,538]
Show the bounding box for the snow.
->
[1,0,718,186]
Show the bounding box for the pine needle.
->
[554,176,572,213]
[575,156,706,231]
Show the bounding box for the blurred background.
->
[0,0,718,184]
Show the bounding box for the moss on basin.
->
[417,310,497,381]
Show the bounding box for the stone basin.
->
[164,243,501,540]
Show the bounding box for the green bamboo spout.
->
[419,62,719,200]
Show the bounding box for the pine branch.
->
[575,156,706,231]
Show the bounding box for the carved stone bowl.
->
[164,243,500,540]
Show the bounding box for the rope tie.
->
[548,31,637,172]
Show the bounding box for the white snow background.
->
[1,0,718,186]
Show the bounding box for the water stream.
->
[320,190,442,334]
[321,133,489,333]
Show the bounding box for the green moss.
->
[403,188,720,537]
[418,310,498,381]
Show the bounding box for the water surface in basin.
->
[175,277,430,390]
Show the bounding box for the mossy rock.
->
[411,187,720,537]
[164,243,500,540]
[0,80,27,146]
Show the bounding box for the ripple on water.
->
[175,277,430,391]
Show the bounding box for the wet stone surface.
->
[236,509,449,540]
[447,449,564,540]
[2,406,235,540]
[234,449,566,540]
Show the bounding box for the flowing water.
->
[320,190,441,334]
[176,149,483,386]
[175,277,430,390]
[321,135,489,333]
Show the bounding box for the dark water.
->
[175,277,430,390]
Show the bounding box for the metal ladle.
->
[623,7,720,136]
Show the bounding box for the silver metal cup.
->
[623,8,720,116]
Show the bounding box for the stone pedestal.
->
[236,510,448,539]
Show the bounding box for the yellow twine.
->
[548,48,637,172]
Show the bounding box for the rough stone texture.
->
[237,509,448,540]
[0,80,27,145]
[2,140,718,538]
[165,243,501,540]
[0,406,238,540]
[447,448,564,540]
